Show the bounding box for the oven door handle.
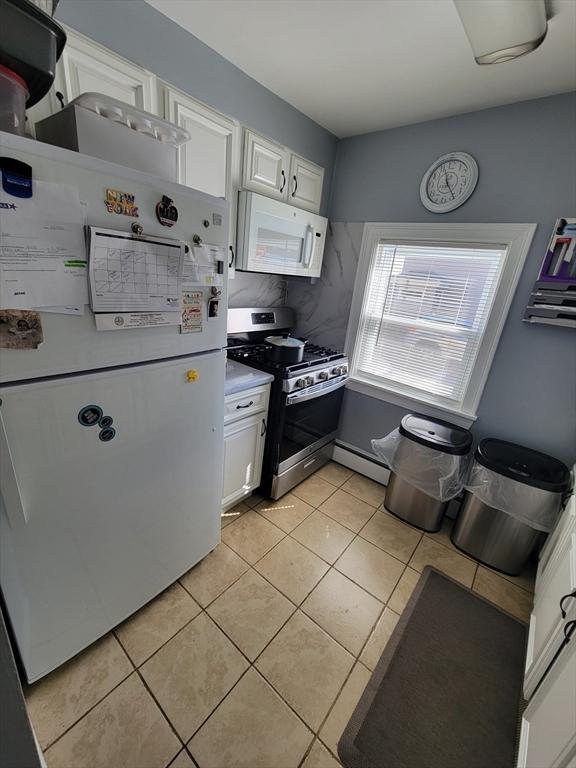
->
[287,377,346,405]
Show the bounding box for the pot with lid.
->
[265,333,307,364]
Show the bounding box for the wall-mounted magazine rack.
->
[524,218,576,328]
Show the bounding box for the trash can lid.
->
[475,439,571,493]
[399,413,473,455]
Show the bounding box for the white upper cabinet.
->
[288,154,324,213]
[243,129,324,213]
[243,130,290,201]
[58,30,157,112]
[165,87,239,201]
[27,29,157,132]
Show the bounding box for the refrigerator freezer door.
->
[0,351,224,682]
[0,132,228,383]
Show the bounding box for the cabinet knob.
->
[292,175,298,197]
[280,170,286,193]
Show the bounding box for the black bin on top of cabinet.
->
[384,414,473,533]
[452,439,571,575]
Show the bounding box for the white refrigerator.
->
[0,131,228,682]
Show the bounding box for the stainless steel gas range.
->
[227,307,348,499]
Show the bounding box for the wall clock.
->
[420,152,479,213]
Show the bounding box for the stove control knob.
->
[295,378,307,389]
[331,366,343,376]
[340,365,348,376]
[317,371,329,381]
[304,376,314,387]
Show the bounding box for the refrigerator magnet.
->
[0,310,43,349]
[104,188,139,217]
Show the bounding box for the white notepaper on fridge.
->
[88,227,185,313]
[0,181,87,310]
[184,243,226,288]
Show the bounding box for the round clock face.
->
[420,152,478,213]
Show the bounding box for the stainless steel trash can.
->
[384,414,473,532]
[385,471,448,532]
[452,439,571,575]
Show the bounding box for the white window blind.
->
[352,240,507,409]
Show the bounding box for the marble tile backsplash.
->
[229,271,287,308]
[288,222,362,350]
[228,222,362,351]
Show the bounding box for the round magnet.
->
[99,415,113,428]
[99,427,116,442]
[156,195,178,227]
[78,405,103,427]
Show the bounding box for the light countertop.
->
[225,359,274,396]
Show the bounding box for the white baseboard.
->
[332,442,390,485]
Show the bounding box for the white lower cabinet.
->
[524,497,576,699]
[518,491,576,768]
[222,384,270,510]
[517,636,576,768]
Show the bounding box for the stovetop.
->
[226,339,346,377]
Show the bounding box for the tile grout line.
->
[36,468,531,768]
[31,485,429,759]
[33,633,139,753]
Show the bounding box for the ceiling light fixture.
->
[453,0,548,65]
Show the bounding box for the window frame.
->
[345,222,536,427]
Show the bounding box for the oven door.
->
[278,378,345,473]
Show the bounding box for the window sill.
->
[345,376,477,429]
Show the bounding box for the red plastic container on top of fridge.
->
[0,64,28,135]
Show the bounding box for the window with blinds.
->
[351,240,507,409]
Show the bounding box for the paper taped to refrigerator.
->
[88,227,184,313]
[0,181,87,310]
[94,311,182,331]
[183,243,226,287]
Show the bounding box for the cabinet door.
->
[222,413,266,509]
[60,30,157,111]
[524,523,576,699]
[288,154,324,213]
[165,87,240,275]
[27,29,157,134]
[243,130,290,201]
[517,638,576,768]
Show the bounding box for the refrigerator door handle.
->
[0,410,27,527]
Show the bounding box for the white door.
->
[27,28,157,134]
[222,413,266,509]
[59,29,157,111]
[524,511,576,699]
[164,87,240,276]
[517,638,576,768]
[288,154,324,213]
[0,351,224,682]
[243,130,290,201]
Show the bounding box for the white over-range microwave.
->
[236,191,328,278]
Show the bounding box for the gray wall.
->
[55,0,338,216]
[293,93,576,466]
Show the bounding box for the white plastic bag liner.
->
[464,461,563,533]
[372,429,470,501]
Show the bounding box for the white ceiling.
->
[146,0,576,137]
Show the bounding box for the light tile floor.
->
[25,462,536,768]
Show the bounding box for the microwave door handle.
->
[303,225,314,268]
